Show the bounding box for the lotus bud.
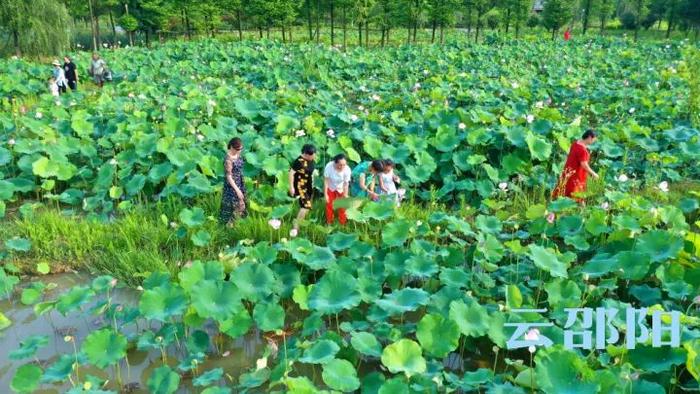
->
[280,237,288,243]
[268,219,282,230]
[110,278,117,287]
[83,382,92,390]
[289,229,298,238]
[8,139,16,146]
[528,345,536,353]
[64,335,74,342]
[546,212,556,224]
[492,346,499,353]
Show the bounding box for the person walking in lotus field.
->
[351,159,384,201]
[289,144,317,234]
[552,129,599,203]
[219,138,247,225]
[324,154,351,225]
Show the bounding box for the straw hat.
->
[51,60,60,66]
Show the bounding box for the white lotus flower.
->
[623,80,630,86]
[8,139,16,146]
[511,82,519,89]
[196,134,205,141]
[358,105,365,111]
[170,222,177,228]
[601,202,609,210]
[102,43,108,48]
[138,94,146,100]
[70,100,77,107]
[136,286,144,291]
[289,228,298,238]
[54,100,61,106]
[295,129,306,137]
[617,174,629,182]
[350,114,359,122]
[628,107,635,114]
[326,128,335,138]
[416,220,423,226]
[526,114,535,123]
[458,122,466,130]
[35,112,43,119]
[498,182,508,191]
[359,85,367,92]
[658,181,669,192]
[371,94,380,101]
[256,357,267,370]
[413,82,421,90]
[665,44,671,49]
[268,219,281,230]
[423,69,429,75]
[535,101,544,109]
[208,99,216,107]
[109,159,117,165]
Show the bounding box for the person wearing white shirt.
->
[323,154,351,225]
[51,60,67,94]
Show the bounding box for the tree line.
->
[1,0,699,56]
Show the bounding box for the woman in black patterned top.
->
[220,138,247,225]
[288,144,317,234]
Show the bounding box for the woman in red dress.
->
[552,129,599,202]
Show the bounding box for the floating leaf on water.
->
[5,237,31,252]
[193,368,223,387]
[299,339,340,364]
[147,365,180,394]
[322,359,360,392]
[253,302,285,332]
[308,270,361,315]
[82,329,127,368]
[11,364,42,393]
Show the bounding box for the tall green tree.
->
[581,0,600,34]
[598,0,615,31]
[401,0,426,43]
[427,0,460,43]
[472,0,494,41]
[0,0,71,56]
[542,0,573,38]
[633,0,650,40]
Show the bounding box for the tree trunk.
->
[364,20,368,46]
[634,0,641,41]
[259,28,263,38]
[413,21,418,43]
[290,25,294,42]
[330,0,335,46]
[145,29,150,47]
[267,28,270,39]
[342,5,347,48]
[582,0,592,34]
[95,13,102,48]
[552,28,556,40]
[12,29,21,57]
[466,5,472,34]
[386,28,390,44]
[358,21,363,47]
[109,11,117,44]
[666,11,674,38]
[600,14,607,32]
[184,8,192,40]
[475,10,482,42]
[282,26,286,42]
[315,0,321,43]
[88,0,98,51]
[431,20,436,43]
[237,10,243,40]
[439,23,444,44]
[505,8,511,34]
[307,0,313,40]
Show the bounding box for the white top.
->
[49,83,59,97]
[380,171,397,194]
[324,161,351,192]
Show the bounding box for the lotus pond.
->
[1,37,700,393]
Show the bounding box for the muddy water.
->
[0,273,264,393]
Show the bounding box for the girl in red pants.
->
[323,154,352,225]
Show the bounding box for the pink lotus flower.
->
[546,212,555,224]
[524,328,540,341]
[289,228,298,238]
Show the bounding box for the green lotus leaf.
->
[449,299,490,337]
[322,359,360,392]
[528,244,569,278]
[416,313,460,357]
[232,263,276,302]
[238,367,270,389]
[327,232,359,251]
[0,180,14,200]
[534,347,600,394]
[432,124,460,152]
[9,335,49,360]
[635,230,683,263]
[616,251,651,280]
[253,302,285,332]
[56,285,94,315]
[191,230,212,246]
[193,368,223,387]
[308,270,361,315]
[380,339,426,377]
[179,207,206,227]
[82,329,127,368]
[41,354,82,383]
[11,364,42,393]
[544,279,581,309]
[178,260,224,293]
[139,283,188,321]
[0,312,11,330]
[300,339,340,364]
[361,372,387,394]
[382,219,412,247]
[285,375,321,393]
[219,308,253,338]
[148,365,180,394]
[5,237,31,252]
[191,280,242,322]
[525,131,551,161]
[375,288,429,316]
[350,331,382,357]
[627,346,686,373]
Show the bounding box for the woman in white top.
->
[324,154,351,225]
[51,60,67,94]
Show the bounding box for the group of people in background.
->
[219,140,405,233]
[48,53,110,96]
